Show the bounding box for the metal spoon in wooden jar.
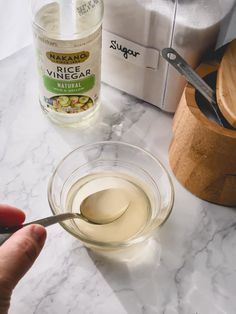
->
[161,47,234,129]
[0,188,130,245]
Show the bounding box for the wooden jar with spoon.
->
[168,41,236,206]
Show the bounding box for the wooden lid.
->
[217,40,236,128]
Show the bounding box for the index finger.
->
[0,204,26,227]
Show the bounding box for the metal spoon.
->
[80,188,130,224]
[0,188,130,245]
[161,47,231,128]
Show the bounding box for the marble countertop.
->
[1,45,236,314]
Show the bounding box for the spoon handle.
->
[161,48,229,128]
[0,213,79,246]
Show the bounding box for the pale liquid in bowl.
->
[65,171,155,243]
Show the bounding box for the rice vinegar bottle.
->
[31,0,104,127]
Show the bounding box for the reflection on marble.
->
[0,46,236,314]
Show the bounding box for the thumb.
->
[0,225,46,313]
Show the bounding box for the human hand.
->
[0,204,47,314]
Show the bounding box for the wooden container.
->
[169,62,236,206]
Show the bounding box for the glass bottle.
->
[31,0,104,127]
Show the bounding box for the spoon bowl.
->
[80,188,130,224]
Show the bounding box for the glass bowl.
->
[48,141,174,250]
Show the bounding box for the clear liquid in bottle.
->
[31,0,104,127]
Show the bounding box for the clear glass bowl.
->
[48,141,174,250]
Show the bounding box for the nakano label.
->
[46,51,90,64]
[34,25,102,115]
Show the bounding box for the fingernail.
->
[30,225,47,246]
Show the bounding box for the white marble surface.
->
[0,45,236,314]
[0,0,32,60]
